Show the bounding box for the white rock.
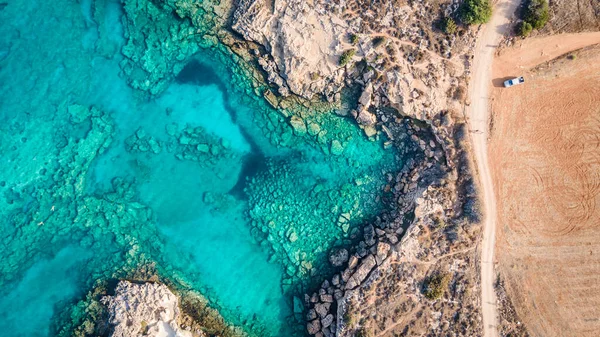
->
[102,281,193,337]
[232,0,347,98]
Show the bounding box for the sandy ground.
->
[490,33,600,337]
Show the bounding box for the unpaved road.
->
[467,1,520,336]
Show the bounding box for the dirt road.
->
[467,1,521,336]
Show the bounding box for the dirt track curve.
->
[467,1,521,337]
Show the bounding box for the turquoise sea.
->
[0,0,405,336]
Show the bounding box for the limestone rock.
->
[232,0,348,98]
[348,255,359,270]
[330,140,344,156]
[358,82,373,107]
[376,242,391,264]
[357,108,377,126]
[321,314,334,328]
[362,125,377,138]
[345,255,376,290]
[289,115,307,135]
[102,281,193,337]
[307,319,321,335]
[320,294,333,303]
[307,122,321,136]
[68,104,91,124]
[315,302,331,318]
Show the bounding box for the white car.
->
[503,76,525,88]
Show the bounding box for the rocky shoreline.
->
[224,1,484,335]
[67,276,246,337]
[102,281,195,337]
[81,0,485,335]
[226,0,485,335]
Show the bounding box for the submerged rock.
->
[289,115,307,135]
[68,104,92,124]
[330,140,344,156]
[329,248,349,267]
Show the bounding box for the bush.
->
[423,273,452,300]
[517,21,533,37]
[372,36,386,48]
[343,310,354,326]
[349,33,359,45]
[523,0,549,30]
[459,0,492,25]
[339,49,356,66]
[453,85,467,101]
[355,327,374,337]
[442,17,458,34]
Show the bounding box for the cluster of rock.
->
[495,278,530,337]
[305,175,483,336]
[232,0,475,136]
[119,0,229,95]
[340,186,482,336]
[301,119,481,336]
[102,281,198,337]
[124,123,236,166]
[302,154,436,337]
[245,151,399,294]
[125,128,163,154]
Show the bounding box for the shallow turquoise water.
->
[0,0,402,336]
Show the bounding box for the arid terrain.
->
[540,0,600,34]
[490,34,600,336]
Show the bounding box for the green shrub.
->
[517,21,533,37]
[372,36,386,48]
[459,0,492,25]
[349,33,359,45]
[567,54,576,60]
[423,273,452,300]
[523,0,549,30]
[339,49,356,66]
[442,17,458,34]
[343,310,354,326]
[355,327,374,337]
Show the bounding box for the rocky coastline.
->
[81,0,485,335]
[225,1,484,335]
[66,276,246,337]
[102,281,195,337]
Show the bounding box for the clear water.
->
[0,0,403,336]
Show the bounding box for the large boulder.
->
[345,255,376,290]
[307,318,322,334]
[289,115,307,135]
[232,0,348,98]
[102,281,193,337]
[329,248,349,267]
